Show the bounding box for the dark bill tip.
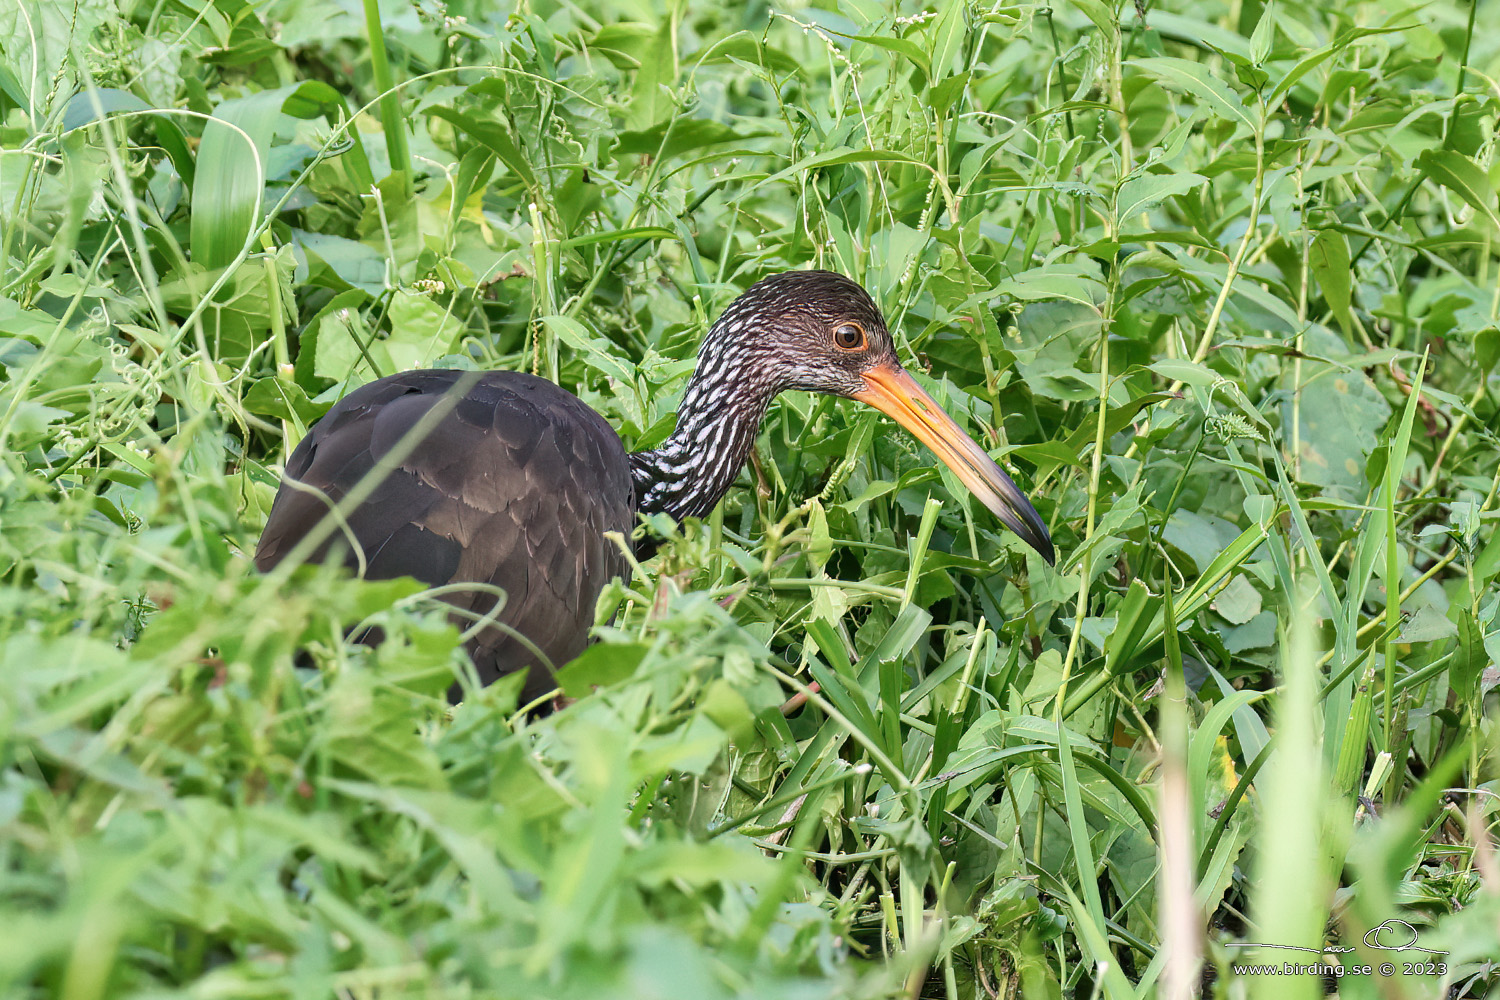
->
[851,362,1054,565]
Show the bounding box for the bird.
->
[253,270,1053,704]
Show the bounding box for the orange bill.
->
[852,362,1054,564]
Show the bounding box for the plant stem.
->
[362,0,412,197]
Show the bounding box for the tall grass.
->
[1,0,1497,997]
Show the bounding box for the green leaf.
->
[1450,610,1487,705]
[557,227,677,250]
[384,290,464,370]
[994,263,1107,308]
[160,261,291,364]
[1398,606,1456,643]
[555,642,651,698]
[589,22,659,66]
[293,229,386,294]
[325,670,445,789]
[752,148,934,194]
[61,89,197,191]
[1103,580,1157,676]
[280,79,374,188]
[1474,326,1500,371]
[1135,11,1251,58]
[613,118,767,161]
[1070,0,1115,35]
[191,87,294,269]
[1290,361,1391,495]
[60,87,149,132]
[927,0,967,79]
[927,71,969,117]
[1309,229,1352,329]
[0,397,69,446]
[1416,149,1500,231]
[243,376,323,425]
[1148,358,1217,387]
[0,296,58,344]
[311,299,381,382]
[1132,56,1258,132]
[847,32,929,78]
[152,116,197,189]
[1210,574,1262,625]
[628,20,676,130]
[1266,17,1423,108]
[1115,171,1207,222]
[429,104,538,192]
[806,499,831,571]
[1248,0,1275,66]
[539,315,638,385]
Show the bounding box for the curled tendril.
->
[312,127,356,158]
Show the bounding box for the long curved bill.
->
[852,362,1055,565]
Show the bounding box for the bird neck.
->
[628,332,777,522]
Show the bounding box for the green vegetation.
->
[2,0,1497,996]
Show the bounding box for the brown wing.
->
[254,370,635,702]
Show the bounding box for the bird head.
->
[703,270,1055,565]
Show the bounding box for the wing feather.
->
[254,370,635,702]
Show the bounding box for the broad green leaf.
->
[293,229,386,294]
[1210,574,1262,625]
[60,87,148,131]
[1131,11,1250,58]
[0,397,69,446]
[1416,149,1500,231]
[1267,17,1425,107]
[326,671,445,789]
[1450,610,1487,704]
[752,148,934,193]
[1248,1,1275,66]
[312,298,382,381]
[613,118,767,161]
[539,315,638,385]
[1070,0,1115,34]
[1475,327,1500,371]
[994,264,1107,308]
[628,20,676,130]
[928,0,967,79]
[556,642,650,697]
[429,104,538,191]
[1133,56,1258,132]
[1398,606,1456,643]
[1148,357,1218,387]
[1115,171,1207,222]
[1287,359,1391,495]
[161,259,293,364]
[589,21,658,65]
[847,32,929,77]
[928,71,970,117]
[242,376,322,425]
[191,87,294,269]
[1309,228,1352,329]
[384,290,464,370]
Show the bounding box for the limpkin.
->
[254,270,1053,702]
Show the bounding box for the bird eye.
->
[833,323,866,351]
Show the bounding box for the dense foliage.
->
[1,0,1497,996]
